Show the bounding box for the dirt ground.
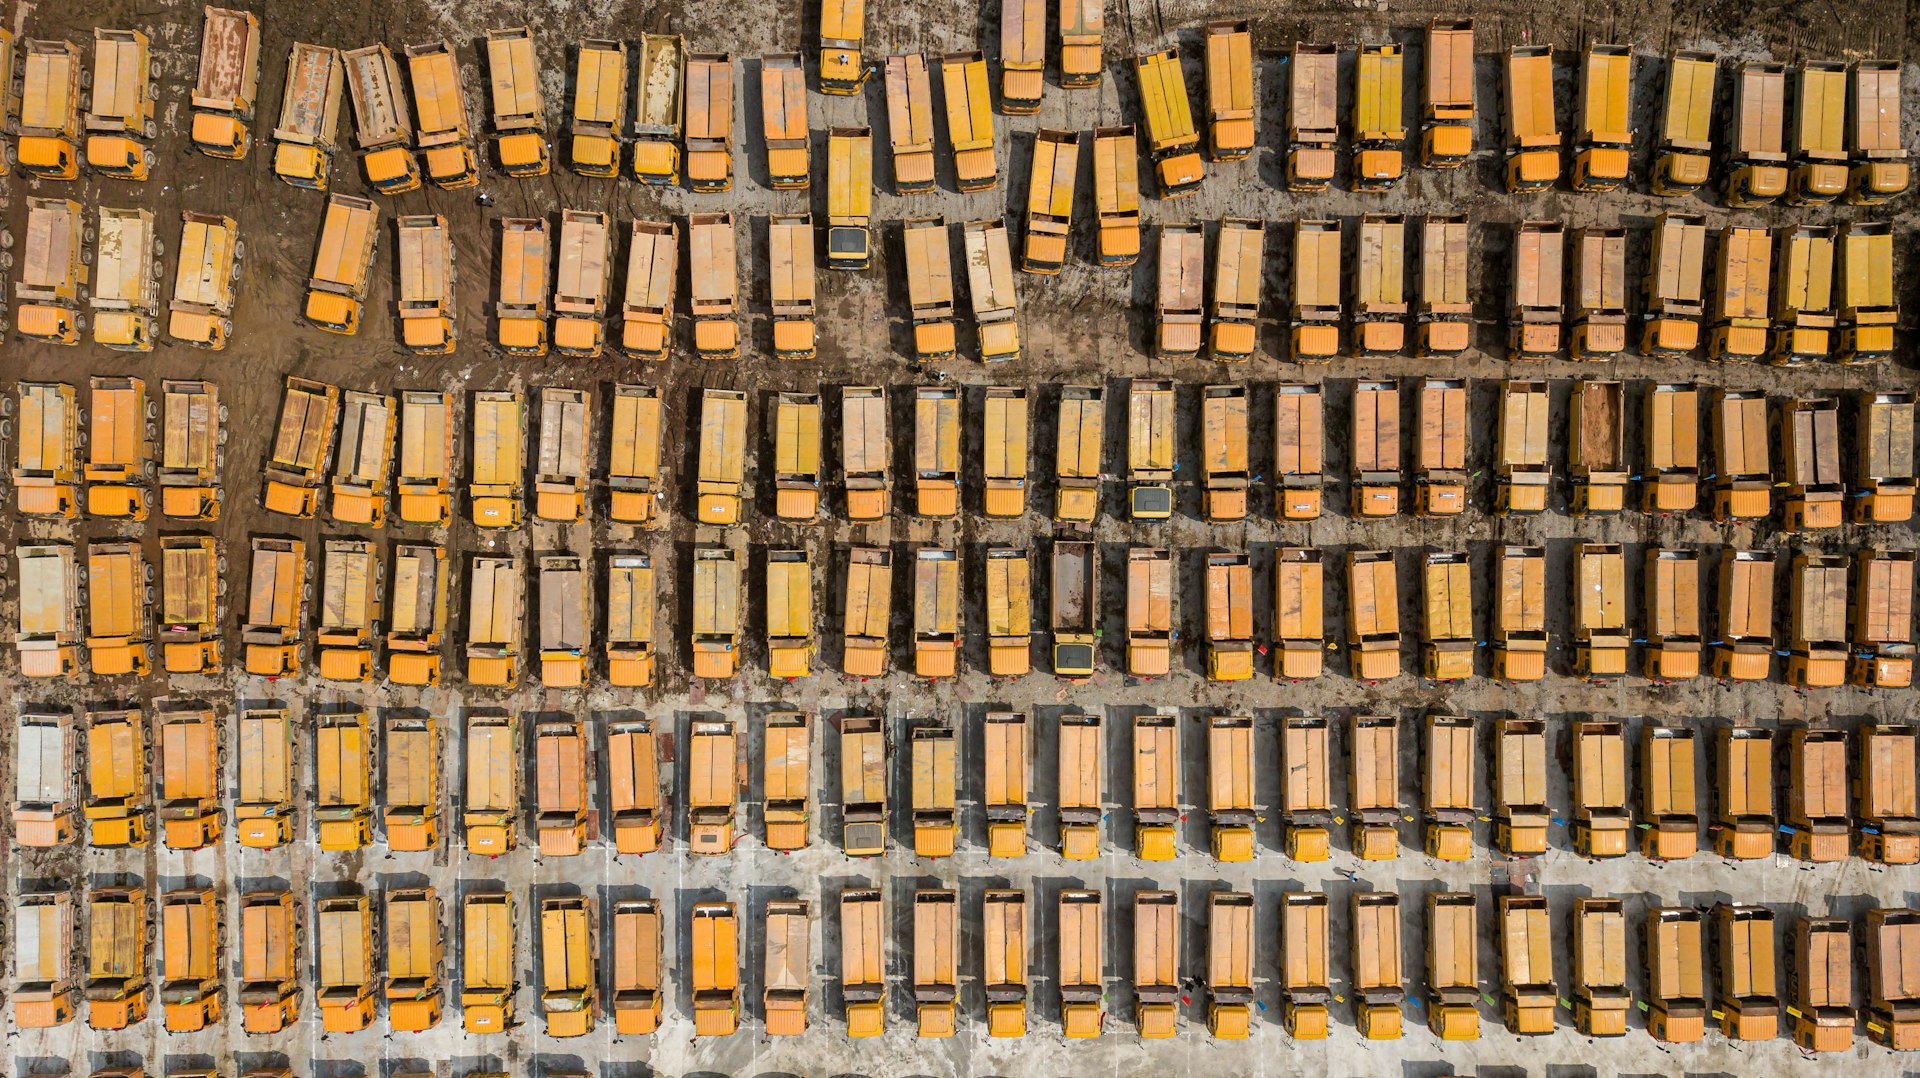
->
[6,0,1920,1076]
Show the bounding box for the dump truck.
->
[463,710,519,854]
[1208,716,1255,861]
[91,206,160,349]
[328,390,394,526]
[607,383,662,522]
[1415,214,1471,354]
[977,889,1030,1037]
[1274,548,1325,680]
[315,894,375,1032]
[384,888,442,1031]
[1126,379,1175,517]
[1135,47,1204,195]
[189,7,259,159]
[1838,221,1898,363]
[972,711,1032,857]
[1202,20,1253,161]
[1714,549,1777,680]
[1770,224,1836,364]
[539,896,595,1037]
[1725,59,1790,206]
[689,212,740,358]
[1641,381,1701,512]
[1118,546,1174,677]
[1059,890,1105,1037]
[18,39,82,178]
[1134,712,1179,860]
[533,388,590,523]
[1571,227,1627,358]
[1643,548,1705,678]
[1573,543,1629,677]
[465,554,524,687]
[1640,725,1701,858]
[1653,50,1717,194]
[167,210,240,349]
[1571,719,1631,857]
[1570,45,1631,190]
[1569,898,1630,1035]
[770,213,819,353]
[1351,379,1400,516]
[1185,385,1251,521]
[886,54,936,192]
[687,718,738,854]
[1292,218,1343,359]
[82,376,153,519]
[1352,213,1406,353]
[840,385,889,521]
[969,385,1029,517]
[1858,724,1920,862]
[913,890,959,1036]
[1867,908,1920,1048]
[1021,129,1079,274]
[842,547,892,677]
[343,45,420,192]
[1647,906,1708,1042]
[304,194,379,335]
[159,380,222,519]
[605,555,657,688]
[906,726,952,853]
[1421,550,1474,680]
[84,542,152,677]
[1714,725,1776,858]
[1855,549,1916,687]
[1496,895,1555,1036]
[534,716,589,854]
[614,898,663,1034]
[607,716,661,852]
[551,212,609,357]
[16,709,78,848]
[1196,221,1263,361]
[569,38,628,178]
[763,711,810,849]
[1352,44,1406,188]
[1781,396,1844,530]
[385,544,446,686]
[941,52,997,191]
[241,537,306,677]
[1051,384,1103,520]
[1347,549,1402,680]
[1353,893,1405,1039]
[87,885,151,1029]
[1496,379,1551,512]
[760,54,808,187]
[239,890,299,1033]
[1273,382,1325,518]
[1508,221,1564,357]
[818,0,867,92]
[1426,892,1479,1040]
[81,704,151,840]
[1714,904,1781,1041]
[1287,40,1340,190]
[1788,552,1849,687]
[1207,892,1255,1039]
[1275,892,1334,1040]
[1000,0,1044,112]
[841,715,887,854]
[1421,19,1474,166]
[630,36,679,182]
[405,40,478,188]
[1711,224,1773,361]
[1790,60,1849,205]
[985,546,1034,677]
[1569,380,1627,512]
[684,53,734,191]
[1093,125,1142,263]
[1412,378,1467,516]
[496,217,551,355]
[964,218,1021,360]
[913,385,960,517]
[1856,390,1915,522]
[690,546,741,679]
[1504,46,1560,190]
[235,708,293,848]
[690,902,740,1035]
[1424,712,1476,860]
[155,708,219,849]
[766,548,815,677]
[16,197,88,346]
[914,548,961,678]
[1204,552,1254,680]
[484,28,548,176]
[839,890,885,1037]
[1847,60,1909,203]
[902,217,955,356]
[1494,717,1549,854]
[272,42,345,188]
[160,536,221,674]
[17,554,88,676]
[469,390,525,527]
[1786,725,1850,860]
[461,891,515,1032]
[1791,916,1855,1051]
[383,712,440,850]
[395,215,456,353]
[1154,223,1204,357]
[1136,892,1180,1035]
[1059,711,1103,859]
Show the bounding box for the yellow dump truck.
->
[689,212,740,358]
[167,210,240,349]
[1854,550,1916,688]
[1134,712,1179,859]
[1353,213,1406,354]
[840,716,887,855]
[1571,44,1631,190]
[839,385,890,521]
[1645,906,1708,1042]
[1571,227,1628,358]
[974,711,1031,855]
[82,376,153,519]
[1354,44,1406,188]
[1273,550,1325,680]
[16,708,78,848]
[1569,898,1630,1035]
[17,543,80,679]
[1653,50,1716,194]
[329,390,394,526]
[385,544,446,686]
[1417,214,1471,354]
[1421,20,1474,166]
[1205,219,1264,359]
[606,717,661,853]
[772,392,822,520]
[688,901,740,1036]
[837,890,885,1037]
[533,388,590,522]
[383,888,442,1031]
[1724,60,1790,206]
[91,206,160,350]
[1351,723,1402,859]
[999,0,1044,111]
[1205,552,1254,680]
[159,380,222,519]
[817,0,867,92]
[1508,221,1564,357]
[1279,892,1331,1038]
[533,716,589,854]
[1346,549,1402,679]
[460,891,515,1032]
[1713,725,1777,858]
[1276,382,1326,518]
[1155,224,1205,358]
[771,213,820,352]
[1204,891,1255,1039]
[539,896,596,1037]
[87,884,151,1029]
[1496,895,1556,1035]
[1713,903,1781,1041]
[568,38,628,178]
[1781,395,1844,530]
[18,39,82,179]
[1060,890,1105,1037]
[1641,382,1702,513]
[688,718,738,854]
[1022,129,1079,274]
[1425,892,1478,1040]
[1494,717,1549,854]
[241,537,306,677]
[552,211,610,357]
[982,889,1028,1036]
[826,131,873,271]
[1292,218,1343,359]
[1353,893,1405,1039]
[1770,224,1836,364]
[1639,725,1700,858]
[382,712,440,850]
[1208,715,1255,860]
[1136,47,1203,195]
[272,42,345,189]
[913,548,959,677]
[1572,719,1630,857]
[235,708,293,848]
[1790,60,1849,205]
[1413,378,1467,515]
[343,44,420,192]
[469,390,525,527]
[304,194,379,335]
[842,547,892,677]
[1058,711,1102,859]
[1504,45,1560,190]
[1495,379,1551,512]
[1201,20,1253,161]
[495,217,550,355]
[1786,725,1850,860]
[757,53,808,188]
[463,710,519,855]
[1714,548,1777,679]
[1286,41,1338,190]
[1094,125,1142,263]
[189,7,259,160]
[1573,542,1629,677]
[965,218,1021,360]
[613,898,664,1034]
[1424,712,1476,859]
[484,28,548,176]
[464,555,523,686]
[405,40,477,188]
[1569,379,1627,512]
[1788,553,1849,688]
[763,711,810,849]
[886,54,936,192]
[239,890,299,1032]
[1126,379,1175,517]
[607,383,663,522]
[913,890,959,1036]
[940,51,996,191]
[1791,915,1855,1051]
[625,35,685,180]
[691,546,742,678]
[766,549,815,677]
[1492,545,1547,680]
[1711,224,1773,360]
[17,197,88,346]
[1845,60,1908,203]
[902,217,956,356]
[606,554,657,688]
[396,215,456,353]
[1840,221,1899,364]
[1867,908,1920,1048]
[155,708,219,849]
[84,542,152,678]
[160,536,221,674]
[684,52,734,191]
[316,893,375,1032]
[1200,385,1250,519]
[1421,550,1473,680]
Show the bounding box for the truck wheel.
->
[79,69,91,90]
[0,420,11,440]
[233,241,245,262]
[218,405,230,422]
[217,556,229,575]
[144,120,158,140]
[152,239,164,258]
[80,248,92,265]
[1,229,14,248]
[143,561,155,583]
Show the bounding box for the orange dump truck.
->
[1647,906,1707,1041]
[1352,893,1405,1039]
[607,717,661,853]
[1346,549,1402,680]
[464,555,523,686]
[1573,898,1629,1035]
[1207,891,1255,1039]
[607,384,663,523]
[155,708,219,850]
[385,544,446,687]
[263,376,338,518]
[1421,20,1474,167]
[1350,380,1400,517]
[763,711,810,850]
[84,541,152,677]
[1126,546,1172,676]
[84,708,148,847]
[316,538,381,682]
[1282,715,1332,859]
[1274,547,1324,679]
[316,893,375,1032]
[1058,711,1102,859]
[239,890,299,1032]
[536,555,588,686]
[1571,44,1632,190]
[242,537,306,677]
[1840,221,1899,363]
[1854,549,1916,688]
[1201,384,1250,517]
[1494,717,1549,854]
[1642,213,1708,355]
[984,711,1029,856]
[539,896,596,1037]
[1281,892,1331,1038]
[760,54,808,188]
[1060,889,1105,1037]
[1134,712,1179,860]
[394,390,452,526]
[535,717,590,856]
[762,900,805,1035]
[914,385,960,517]
[1132,889,1178,1038]
[159,379,222,520]
[1414,378,1467,516]
[886,55,935,193]
[384,887,443,1031]
[1770,224,1837,364]
[1727,60,1789,205]
[1204,552,1253,680]
[614,898,663,1034]
[1287,43,1338,190]
[1856,391,1916,523]
[82,376,153,519]
[818,0,867,93]
[1858,725,1920,863]
[1424,711,1475,860]
[1572,719,1630,857]
[1714,903,1780,1041]
[1573,542,1629,677]
[842,547,892,677]
[1292,219,1343,359]
[1572,228,1628,358]
[1093,125,1141,263]
[87,885,151,1029]
[1203,21,1253,160]
[1654,50,1717,195]
[1207,715,1255,861]
[1354,213,1406,353]
[464,710,519,855]
[1792,915,1855,1051]
[913,548,960,678]
[984,889,1028,1036]
[382,712,439,850]
[986,545,1033,677]
[1155,224,1204,358]
[1712,390,1775,521]
[1421,550,1473,680]
[913,890,959,1036]
[461,891,515,1032]
[16,708,78,848]
[1503,45,1560,191]
[1785,726,1849,863]
[1509,222,1564,358]
[1570,379,1627,513]
[329,390,394,525]
[235,708,293,848]
[902,217,954,358]
[840,716,887,855]
[1500,895,1556,1035]
[690,901,740,1035]
[1275,382,1325,519]
[1641,725,1700,858]
[911,723,958,856]
[1134,47,1203,196]
[1867,908,1920,1048]
[1425,892,1479,1040]
[619,222,675,360]
[688,718,737,854]
[1714,549,1777,680]
[1788,553,1849,687]
[1714,726,1776,857]
[841,890,884,1036]
[1021,129,1078,274]
[1419,214,1471,354]
[1780,396,1844,530]
[1642,382,1700,513]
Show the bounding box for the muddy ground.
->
[5,0,1920,1076]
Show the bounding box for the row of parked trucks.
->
[14,199,240,349]
[12,873,1920,1048]
[19,704,1920,873]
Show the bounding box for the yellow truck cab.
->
[304,195,379,334]
[19,39,82,178]
[1571,44,1631,190]
[1503,45,1560,191]
[343,44,421,192]
[818,0,868,93]
[572,38,630,178]
[272,42,345,189]
[85,29,155,180]
[84,376,154,519]
[405,40,477,188]
[484,27,549,175]
[1135,48,1203,195]
[16,198,87,345]
[1421,20,1473,167]
[189,7,259,159]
